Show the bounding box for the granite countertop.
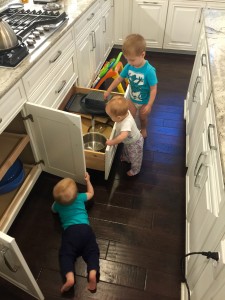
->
[204,9,225,182]
[0,0,96,98]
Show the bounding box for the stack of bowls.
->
[0,159,25,195]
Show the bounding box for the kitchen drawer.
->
[0,81,26,134]
[74,0,101,38]
[29,53,78,108]
[59,86,118,176]
[22,29,75,99]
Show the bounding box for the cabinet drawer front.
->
[22,30,74,98]
[0,82,26,133]
[85,150,105,171]
[33,54,77,108]
[74,1,100,38]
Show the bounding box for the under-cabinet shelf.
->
[0,132,30,180]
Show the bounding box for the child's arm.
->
[141,84,157,114]
[85,172,94,200]
[106,131,129,146]
[104,76,124,99]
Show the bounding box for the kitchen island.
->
[204,9,225,181]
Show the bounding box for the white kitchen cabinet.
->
[185,26,211,167]
[75,1,103,87]
[0,231,44,299]
[163,0,205,51]
[102,0,114,62]
[22,28,78,103]
[132,0,169,49]
[114,0,133,45]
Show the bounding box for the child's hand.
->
[84,172,90,182]
[104,91,110,100]
[106,139,114,146]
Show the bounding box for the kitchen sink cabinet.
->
[132,0,169,49]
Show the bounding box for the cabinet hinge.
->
[34,160,45,166]
[22,114,34,122]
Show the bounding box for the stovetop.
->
[0,6,68,67]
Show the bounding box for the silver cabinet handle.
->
[198,7,203,23]
[55,80,66,94]
[49,51,62,63]
[194,151,207,175]
[0,118,2,123]
[87,13,94,21]
[192,76,201,102]
[201,53,207,67]
[103,16,106,33]
[194,163,206,188]
[0,247,18,272]
[208,124,217,150]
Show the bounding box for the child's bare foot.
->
[87,270,97,293]
[61,272,75,293]
[127,170,135,176]
[140,129,147,138]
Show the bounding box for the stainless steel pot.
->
[0,17,18,51]
[83,132,107,152]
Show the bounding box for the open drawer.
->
[0,113,41,233]
[58,86,119,179]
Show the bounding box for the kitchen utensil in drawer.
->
[83,132,107,152]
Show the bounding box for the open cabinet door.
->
[25,103,86,184]
[0,231,44,299]
[105,124,118,180]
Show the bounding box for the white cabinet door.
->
[102,3,114,61]
[76,33,93,87]
[163,0,205,51]
[0,231,44,300]
[91,18,103,80]
[114,0,132,45]
[24,103,86,185]
[132,0,169,48]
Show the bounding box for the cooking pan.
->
[83,132,107,152]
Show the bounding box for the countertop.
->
[204,9,225,182]
[0,0,96,98]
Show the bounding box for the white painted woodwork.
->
[0,231,44,300]
[132,0,169,48]
[24,103,86,185]
[114,0,132,45]
[163,0,205,51]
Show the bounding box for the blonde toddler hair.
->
[122,34,146,56]
[53,178,77,205]
[106,95,129,117]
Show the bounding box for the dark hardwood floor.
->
[1,50,194,299]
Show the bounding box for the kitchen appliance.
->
[0,6,68,67]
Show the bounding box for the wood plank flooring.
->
[0,50,194,300]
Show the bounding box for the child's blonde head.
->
[53,178,77,205]
[122,34,146,56]
[106,95,129,118]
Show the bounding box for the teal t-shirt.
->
[52,193,89,230]
[120,60,158,105]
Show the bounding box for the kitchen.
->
[1,0,225,299]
